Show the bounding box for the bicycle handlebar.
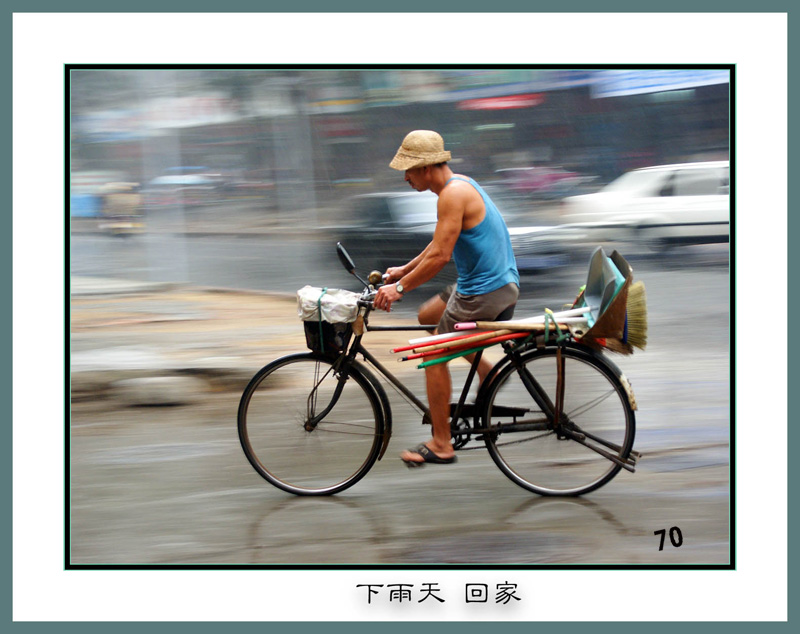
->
[357,292,377,308]
[336,243,397,310]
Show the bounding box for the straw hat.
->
[389,130,452,170]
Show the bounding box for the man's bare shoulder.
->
[438,174,477,205]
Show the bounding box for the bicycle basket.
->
[303,320,353,355]
[297,285,360,356]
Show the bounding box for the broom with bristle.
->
[581,280,647,355]
[624,281,648,350]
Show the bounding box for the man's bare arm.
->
[384,241,434,283]
[395,192,463,293]
[373,184,470,312]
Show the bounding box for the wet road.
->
[69,230,731,565]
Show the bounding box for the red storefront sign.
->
[318,116,364,137]
[457,93,545,111]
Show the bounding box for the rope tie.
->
[317,287,328,353]
[543,308,569,344]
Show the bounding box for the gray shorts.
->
[438,283,519,334]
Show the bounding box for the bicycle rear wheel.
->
[483,345,635,496]
[238,353,384,495]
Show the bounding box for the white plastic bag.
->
[297,285,361,323]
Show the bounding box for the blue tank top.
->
[445,176,519,295]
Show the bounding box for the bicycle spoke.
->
[312,421,383,436]
[565,388,616,420]
[307,363,336,417]
[493,429,555,447]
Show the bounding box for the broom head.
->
[625,281,648,350]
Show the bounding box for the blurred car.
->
[560,161,730,250]
[334,192,579,283]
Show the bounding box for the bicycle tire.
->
[237,352,385,495]
[482,345,635,496]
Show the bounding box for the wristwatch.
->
[396,282,405,295]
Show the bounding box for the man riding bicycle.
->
[373,130,520,466]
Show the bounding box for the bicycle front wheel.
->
[238,353,385,495]
[483,345,635,496]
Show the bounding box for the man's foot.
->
[400,443,457,467]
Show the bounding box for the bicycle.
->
[237,244,641,497]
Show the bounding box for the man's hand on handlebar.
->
[383,267,405,284]
[373,283,403,312]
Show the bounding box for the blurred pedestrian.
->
[373,130,519,466]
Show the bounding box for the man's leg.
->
[418,292,493,383]
[417,293,446,330]
[400,360,455,463]
[401,284,519,464]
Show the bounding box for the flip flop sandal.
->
[402,443,457,468]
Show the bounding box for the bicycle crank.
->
[450,418,472,449]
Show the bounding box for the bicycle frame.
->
[328,302,519,457]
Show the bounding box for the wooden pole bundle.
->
[391,329,510,354]
[458,317,589,331]
[399,331,530,362]
[392,321,580,359]
[454,305,594,331]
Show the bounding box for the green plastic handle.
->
[417,344,493,369]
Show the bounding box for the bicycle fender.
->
[618,373,638,411]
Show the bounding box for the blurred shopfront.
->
[70,68,730,215]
